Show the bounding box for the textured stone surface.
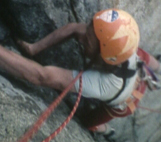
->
[0,20,10,42]
[0,0,161,142]
[0,74,94,142]
[0,0,54,42]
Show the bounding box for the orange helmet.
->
[93,9,140,65]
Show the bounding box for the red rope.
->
[42,75,82,142]
[17,71,83,142]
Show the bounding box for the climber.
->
[0,8,161,139]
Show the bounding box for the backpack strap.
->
[105,61,136,104]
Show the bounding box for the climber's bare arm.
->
[0,45,76,92]
[17,23,88,56]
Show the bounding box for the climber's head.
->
[92,8,140,65]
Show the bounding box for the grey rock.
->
[0,75,94,142]
[0,20,10,42]
[0,0,54,42]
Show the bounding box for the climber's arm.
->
[0,45,76,91]
[17,23,87,56]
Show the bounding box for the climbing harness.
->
[105,61,136,104]
[106,62,161,115]
[17,71,83,142]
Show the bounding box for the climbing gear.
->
[105,61,136,104]
[17,72,83,142]
[124,90,144,113]
[141,62,161,90]
[113,63,161,113]
[105,60,161,113]
[93,9,140,65]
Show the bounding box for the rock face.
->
[0,75,94,142]
[0,0,161,142]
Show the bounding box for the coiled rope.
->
[17,71,83,142]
